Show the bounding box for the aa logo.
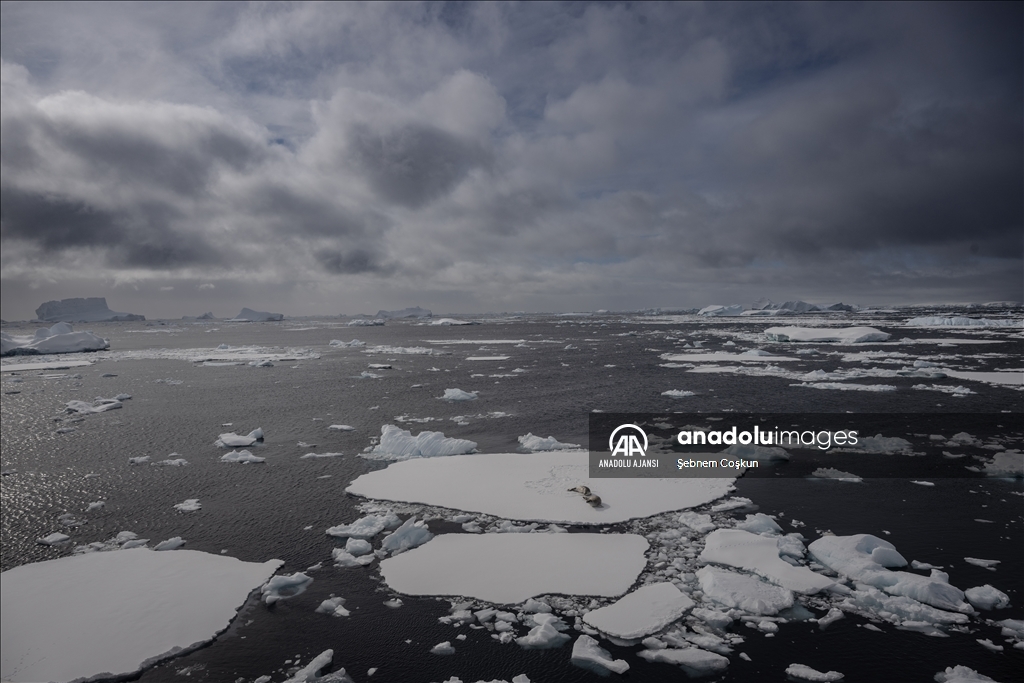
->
[609,424,648,457]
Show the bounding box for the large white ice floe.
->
[363,425,478,461]
[808,535,971,613]
[517,433,581,452]
[785,663,845,681]
[347,451,736,524]
[582,582,694,638]
[379,533,648,604]
[696,566,794,615]
[570,635,630,674]
[0,548,280,683]
[905,316,1021,328]
[700,529,835,594]
[2,322,110,356]
[764,326,891,343]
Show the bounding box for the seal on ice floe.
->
[568,485,602,507]
[568,485,591,495]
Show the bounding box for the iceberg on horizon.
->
[376,306,432,319]
[35,297,144,323]
[229,308,283,322]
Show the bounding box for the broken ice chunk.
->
[261,572,313,605]
[570,635,629,675]
[785,663,845,681]
[583,582,694,639]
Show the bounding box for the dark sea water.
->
[2,310,1022,683]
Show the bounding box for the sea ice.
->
[517,433,581,452]
[2,322,110,356]
[516,613,571,649]
[329,424,356,431]
[785,663,845,681]
[661,389,696,397]
[430,641,455,655]
[380,517,433,554]
[810,468,863,483]
[66,398,123,413]
[37,532,71,545]
[379,533,648,604]
[262,572,313,605]
[570,635,630,674]
[964,585,1010,610]
[230,308,283,322]
[347,451,736,524]
[215,428,264,447]
[636,646,730,674]
[933,665,998,682]
[904,316,1020,328]
[583,582,694,638]
[696,566,794,615]
[221,450,266,464]
[174,499,201,512]
[678,511,716,533]
[0,548,280,683]
[315,596,350,617]
[764,326,891,343]
[700,529,835,594]
[441,388,478,401]
[326,514,395,539]
[817,607,845,629]
[364,425,478,461]
[154,537,186,550]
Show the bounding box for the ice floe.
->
[173,499,201,512]
[347,451,735,524]
[517,433,581,451]
[261,572,313,605]
[905,316,1020,328]
[700,529,835,594]
[220,450,266,464]
[636,646,729,675]
[516,613,571,649]
[326,512,401,539]
[583,582,694,638]
[810,468,863,483]
[785,663,845,681]
[662,389,696,397]
[215,428,264,447]
[363,425,478,461]
[441,388,478,401]
[964,557,1000,570]
[696,566,794,615]
[379,533,648,603]
[570,635,630,674]
[315,596,350,617]
[0,548,281,683]
[964,585,1010,610]
[764,326,891,343]
[933,665,998,682]
[380,516,433,554]
[66,398,124,413]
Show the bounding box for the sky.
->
[1,1,1021,320]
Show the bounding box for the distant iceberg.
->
[904,316,1021,328]
[2,323,109,356]
[375,306,432,319]
[35,297,144,323]
[697,304,746,317]
[229,308,283,322]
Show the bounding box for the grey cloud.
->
[347,123,490,208]
[315,247,391,275]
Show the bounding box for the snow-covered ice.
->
[517,433,581,452]
[261,572,313,605]
[933,665,998,682]
[174,499,201,512]
[363,425,478,461]
[582,582,694,638]
[570,635,630,674]
[764,326,891,343]
[66,398,123,413]
[315,596,350,618]
[221,450,266,464]
[215,428,264,447]
[326,512,400,539]
[379,533,648,604]
[441,388,479,401]
[347,451,736,524]
[636,646,729,674]
[904,316,1020,328]
[0,548,281,683]
[964,585,1010,610]
[810,468,863,483]
[2,322,110,356]
[696,566,794,615]
[516,613,571,649]
[380,516,433,554]
[700,529,835,594]
[785,663,845,681]
[661,389,696,397]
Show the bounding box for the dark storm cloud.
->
[347,123,491,208]
[0,2,1020,319]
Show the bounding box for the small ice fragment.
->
[154,537,186,551]
[38,532,70,545]
[329,424,355,431]
[570,634,630,674]
[220,450,265,464]
[818,608,845,629]
[785,663,845,681]
[964,585,1010,610]
[976,638,1003,652]
[911,481,936,487]
[964,557,1000,570]
[440,388,478,401]
[261,572,313,605]
[315,596,350,617]
[128,456,150,465]
[173,499,201,512]
[430,641,455,655]
[383,599,404,608]
[934,665,998,682]
[86,501,105,512]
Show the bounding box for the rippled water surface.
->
[2,312,1022,683]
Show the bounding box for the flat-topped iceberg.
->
[379,533,647,604]
[764,326,891,343]
[347,451,735,524]
[2,322,109,356]
[229,307,283,322]
[0,548,281,683]
[35,297,144,322]
[697,304,746,316]
[905,316,1020,328]
[376,306,431,319]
